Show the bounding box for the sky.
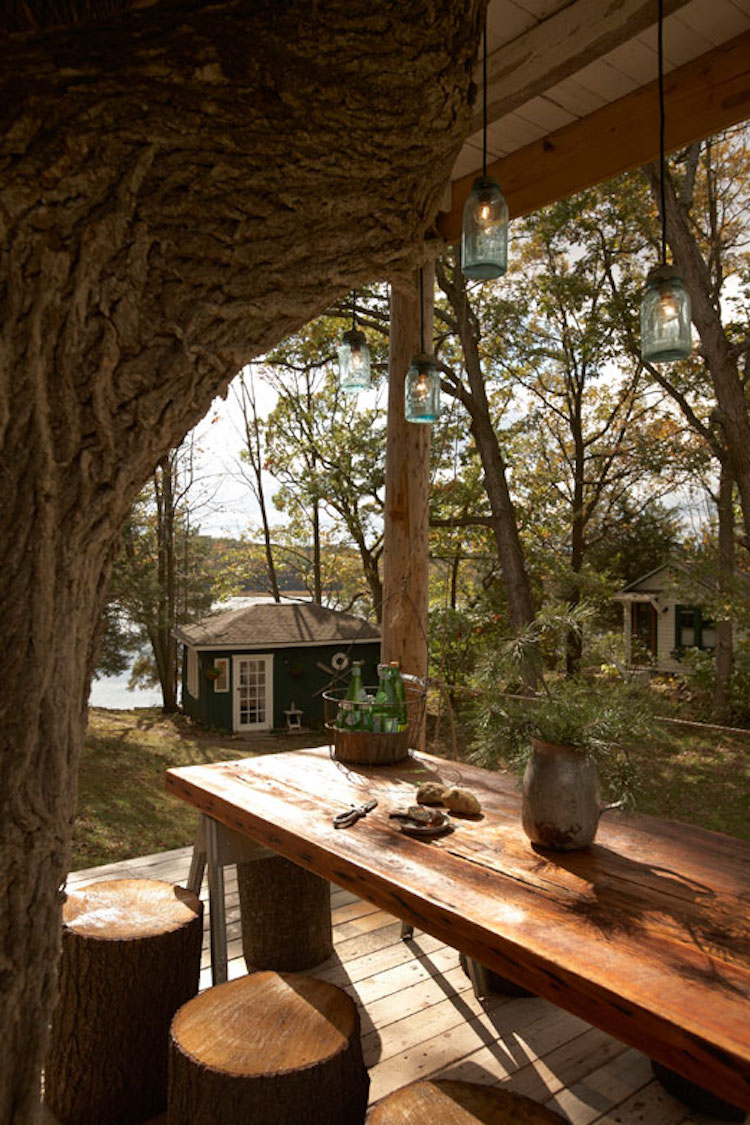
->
[188,368,279,539]
[189,361,385,539]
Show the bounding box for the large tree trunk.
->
[435,259,536,638]
[713,460,735,722]
[0,4,484,1120]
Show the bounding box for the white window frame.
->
[213,657,229,693]
[186,647,199,698]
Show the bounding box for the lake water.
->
[89,669,163,711]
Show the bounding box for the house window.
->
[213,658,229,693]
[674,605,715,653]
[187,647,198,697]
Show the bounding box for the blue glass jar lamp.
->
[338,290,372,392]
[461,14,508,281]
[405,269,440,424]
[640,0,691,365]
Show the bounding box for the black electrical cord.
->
[658,0,667,266]
[482,9,488,179]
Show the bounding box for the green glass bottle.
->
[372,664,398,733]
[388,662,408,732]
[343,660,367,731]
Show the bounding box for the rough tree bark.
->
[0,3,484,1120]
[435,258,536,636]
[714,459,734,721]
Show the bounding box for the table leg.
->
[205,817,228,985]
[186,816,206,896]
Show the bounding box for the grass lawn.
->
[74,706,749,871]
[628,719,750,840]
[74,708,327,870]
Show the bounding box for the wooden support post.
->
[382,264,434,751]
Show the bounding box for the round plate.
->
[399,811,452,838]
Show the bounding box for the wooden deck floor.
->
[67,847,739,1124]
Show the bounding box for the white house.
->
[613,562,717,673]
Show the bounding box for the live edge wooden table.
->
[165,745,750,1113]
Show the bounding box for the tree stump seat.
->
[167,971,369,1124]
[237,854,333,970]
[367,1079,569,1124]
[44,878,203,1125]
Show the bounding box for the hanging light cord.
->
[658,0,667,266]
[419,268,425,353]
[351,289,357,331]
[482,10,488,179]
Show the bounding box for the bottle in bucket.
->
[372,664,398,733]
[389,662,408,732]
[338,660,368,730]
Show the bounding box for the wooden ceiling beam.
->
[477,0,691,133]
[439,29,750,243]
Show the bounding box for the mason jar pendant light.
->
[405,269,440,424]
[338,289,372,392]
[461,12,508,280]
[640,0,691,364]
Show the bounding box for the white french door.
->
[233,655,273,731]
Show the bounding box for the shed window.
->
[213,658,229,693]
[187,647,199,698]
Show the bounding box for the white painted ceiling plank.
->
[541,76,607,118]
[486,113,547,154]
[568,57,641,101]
[675,0,750,44]
[637,15,714,66]
[510,95,577,132]
[604,38,658,86]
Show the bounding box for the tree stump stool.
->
[168,971,369,1124]
[44,878,203,1125]
[367,1079,569,1124]
[237,855,333,969]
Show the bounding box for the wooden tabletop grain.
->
[166,746,750,1111]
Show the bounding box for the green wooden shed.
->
[174,602,380,733]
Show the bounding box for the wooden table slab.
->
[166,746,750,1111]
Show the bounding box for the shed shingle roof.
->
[173,602,380,649]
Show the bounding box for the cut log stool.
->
[187,815,333,981]
[168,971,369,1124]
[44,878,203,1125]
[237,854,333,970]
[367,1079,569,1123]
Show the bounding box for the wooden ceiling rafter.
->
[438,27,750,242]
[474,0,693,136]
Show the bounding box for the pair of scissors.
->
[333,798,378,829]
